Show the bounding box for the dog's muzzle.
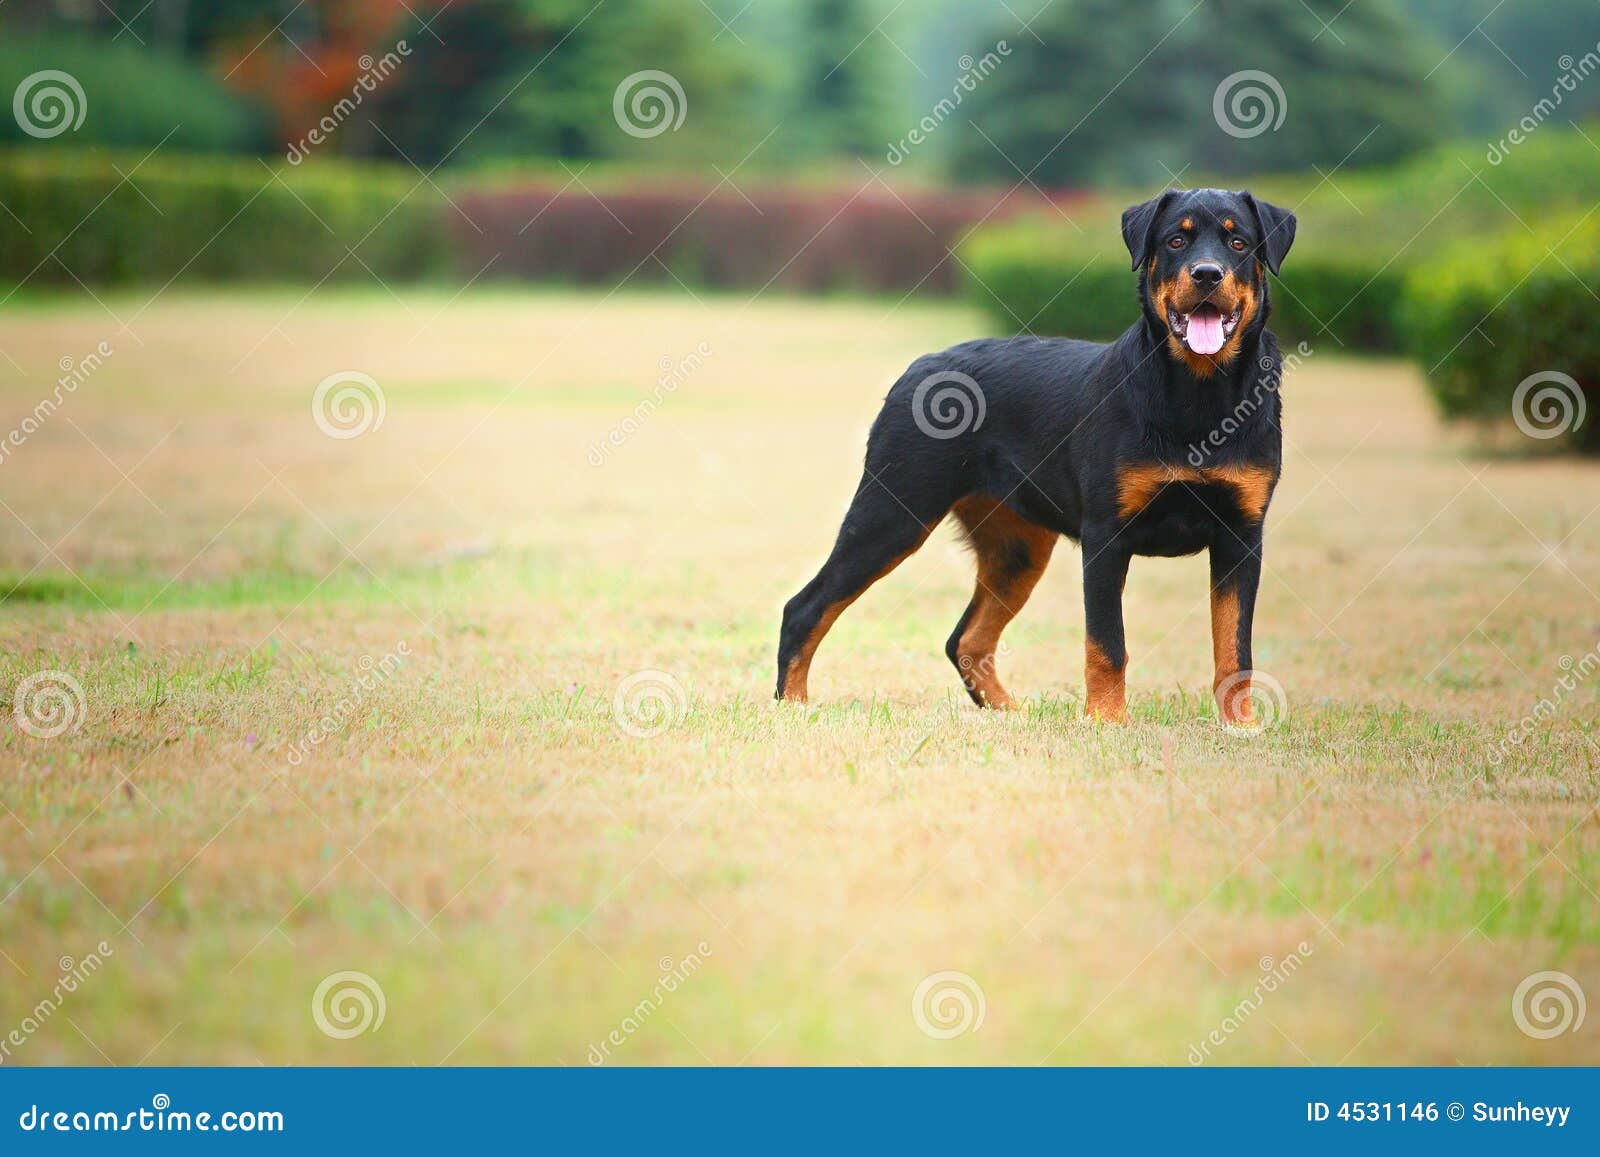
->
[1166,301,1242,356]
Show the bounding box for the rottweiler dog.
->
[775,188,1296,725]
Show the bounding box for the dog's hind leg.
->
[945,496,1058,708]
[775,474,946,703]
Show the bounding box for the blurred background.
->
[1,0,1597,439]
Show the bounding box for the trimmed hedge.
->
[0,148,447,286]
[452,181,1072,294]
[1402,215,1599,453]
[961,217,1404,350]
[959,234,1131,342]
[960,127,1600,355]
[0,148,1070,295]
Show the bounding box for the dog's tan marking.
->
[782,603,845,704]
[1162,268,1259,378]
[1209,462,1274,522]
[950,496,1057,709]
[1232,273,1259,334]
[1180,217,1193,231]
[1223,217,1235,231]
[1115,462,1275,521]
[1084,640,1128,722]
[1210,588,1255,727]
[781,539,927,703]
[1210,588,1244,687]
[1115,463,1183,520]
[1150,277,1175,319]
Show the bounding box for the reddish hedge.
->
[451,181,1077,294]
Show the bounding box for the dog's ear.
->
[1242,192,1296,275]
[1120,191,1176,272]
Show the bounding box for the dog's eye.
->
[1167,235,1186,249]
[1230,237,1247,251]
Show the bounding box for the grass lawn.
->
[1,287,1597,1065]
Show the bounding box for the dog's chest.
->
[1112,462,1275,552]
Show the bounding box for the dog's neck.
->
[1132,278,1276,423]
[1156,323,1263,392]
[1125,312,1278,453]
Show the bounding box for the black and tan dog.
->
[775,188,1295,725]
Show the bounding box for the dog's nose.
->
[1189,262,1224,288]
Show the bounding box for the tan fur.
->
[1115,462,1275,522]
[1084,640,1128,721]
[1210,588,1243,688]
[1210,589,1254,725]
[1150,268,1260,378]
[950,497,1057,709]
[781,540,927,702]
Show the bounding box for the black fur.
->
[777,188,1295,720]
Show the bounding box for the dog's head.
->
[1121,188,1295,377]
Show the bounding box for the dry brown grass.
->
[1,287,1597,1066]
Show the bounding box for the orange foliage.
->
[212,0,441,151]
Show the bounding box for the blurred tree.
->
[360,0,762,166]
[788,0,899,159]
[1396,0,1600,130]
[949,0,1452,186]
[0,33,266,152]
[211,0,417,159]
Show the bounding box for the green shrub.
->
[1402,215,1600,453]
[0,148,447,286]
[961,225,1132,342]
[0,36,265,153]
[1272,256,1407,352]
[961,215,1406,350]
[960,126,1600,356]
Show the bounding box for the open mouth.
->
[1166,302,1242,356]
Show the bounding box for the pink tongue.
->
[1187,311,1225,355]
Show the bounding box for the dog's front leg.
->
[1081,526,1132,722]
[1209,523,1263,727]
